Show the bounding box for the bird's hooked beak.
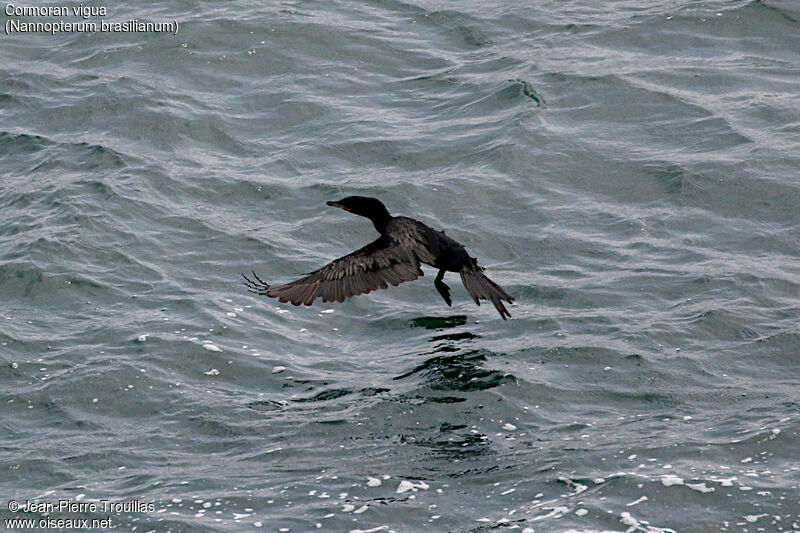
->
[326,200,351,212]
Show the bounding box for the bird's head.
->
[327,196,389,218]
[327,196,392,233]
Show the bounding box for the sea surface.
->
[2,1,800,531]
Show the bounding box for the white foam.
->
[321,309,335,314]
[367,477,381,487]
[627,496,647,506]
[532,506,569,521]
[203,343,222,352]
[503,423,517,431]
[396,480,429,493]
[558,477,588,495]
[348,526,387,533]
[660,474,684,487]
[204,369,219,376]
[620,511,675,533]
[620,512,639,528]
[686,482,714,493]
[272,366,286,374]
[710,476,736,487]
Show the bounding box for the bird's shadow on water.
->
[382,315,516,460]
[395,315,512,394]
[407,315,469,329]
[244,315,516,465]
[247,316,513,437]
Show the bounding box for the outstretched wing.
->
[243,235,423,306]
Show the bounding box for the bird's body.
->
[243,196,514,319]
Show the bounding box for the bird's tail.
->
[460,260,514,320]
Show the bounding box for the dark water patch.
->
[424,395,467,403]
[292,386,390,404]
[409,315,467,329]
[360,387,391,397]
[280,377,332,390]
[511,78,546,107]
[429,331,480,342]
[316,419,349,426]
[293,388,352,403]
[247,400,285,412]
[445,79,546,118]
[404,426,493,458]
[429,343,460,354]
[395,349,513,392]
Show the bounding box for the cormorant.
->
[243,196,514,319]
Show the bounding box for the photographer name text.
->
[9,498,154,514]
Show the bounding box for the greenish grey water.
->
[1,1,799,531]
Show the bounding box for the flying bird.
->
[243,196,514,319]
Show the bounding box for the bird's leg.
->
[434,269,452,306]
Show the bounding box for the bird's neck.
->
[367,210,392,234]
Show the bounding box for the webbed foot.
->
[435,279,452,307]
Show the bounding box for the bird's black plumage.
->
[243,196,514,319]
